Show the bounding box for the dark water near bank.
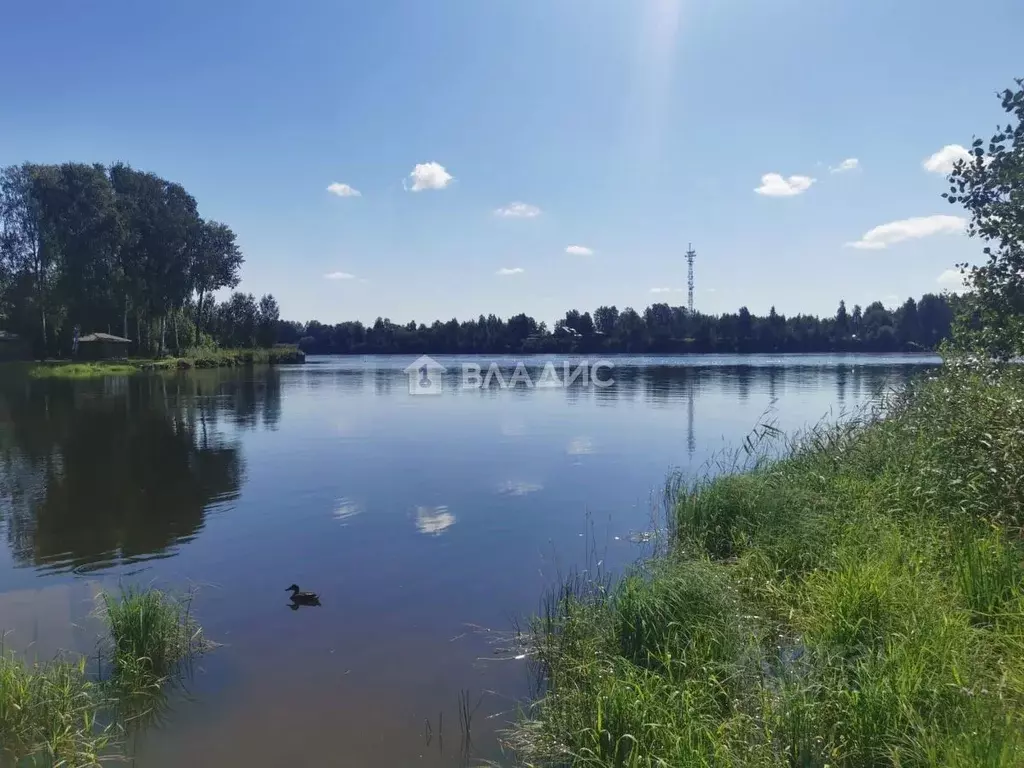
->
[0,354,937,766]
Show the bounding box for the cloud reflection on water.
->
[497,481,543,496]
[415,505,456,535]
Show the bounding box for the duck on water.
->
[286,584,321,606]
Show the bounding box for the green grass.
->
[511,362,1024,767]
[0,651,113,766]
[134,345,305,370]
[101,586,209,693]
[3,345,305,379]
[0,588,211,766]
[25,361,139,379]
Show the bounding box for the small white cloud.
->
[405,162,453,191]
[324,271,356,280]
[705,288,717,293]
[845,215,966,250]
[846,240,888,251]
[650,287,682,294]
[326,182,361,197]
[830,158,859,174]
[565,245,594,256]
[415,505,455,535]
[497,267,524,276]
[937,268,969,291]
[923,144,972,174]
[494,202,541,218]
[755,173,816,197]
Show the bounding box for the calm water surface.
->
[0,354,938,766]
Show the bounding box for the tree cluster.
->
[0,162,272,356]
[282,293,958,356]
[945,78,1024,360]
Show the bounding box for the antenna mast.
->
[685,243,696,313]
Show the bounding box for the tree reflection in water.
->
[0,368,281,572]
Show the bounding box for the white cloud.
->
[494,202,541,218]
[405,161,453,191]
[937,268,969,291]
[324,271,356,280]
[755,173,816,197]
[497,267,524,276]
[565,245,594,256]
[326,182,361,197]
[830,158,859,174]
[923,144,972,174]
[650,287,682,294]
[415,505,455,535]
[845,215,966,250]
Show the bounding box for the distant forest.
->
[0,162,960,358]
[279,293,959,355]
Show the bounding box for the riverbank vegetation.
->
[13,345,303,379]
[0,588,209,765]
[511,365,1024,766]
[510,79,1024,767]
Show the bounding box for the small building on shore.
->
[0,331,30,361]
[77,332,132,360]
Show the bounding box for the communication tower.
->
[685,243,696,314]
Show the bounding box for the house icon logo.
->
[404,355,447,395]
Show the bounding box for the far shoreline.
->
[3,346,305,379]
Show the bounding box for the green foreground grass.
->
[0,588,209,766]
[512,363,1024,767]
[16,345,304,379]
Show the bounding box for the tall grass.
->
[101,586,209,692]
[511,363,1024,767]
[0,650,112,766]
[0,588,210,766]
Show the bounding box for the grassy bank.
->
[512,363,1024,767]
[14,345,304,379]
[0,588,209,766]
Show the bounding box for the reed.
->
[511,363,1024,767]
[0,645,112,766]
[101,586,209,692]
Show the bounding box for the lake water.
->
[0,354,938,766]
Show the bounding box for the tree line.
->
[281,293,960,355]
[0,162,282,356]
[0,161,963,360]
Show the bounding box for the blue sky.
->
[1,0,1020,325]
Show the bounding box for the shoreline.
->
[5,346,305,379]
[511,362,1024,766]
